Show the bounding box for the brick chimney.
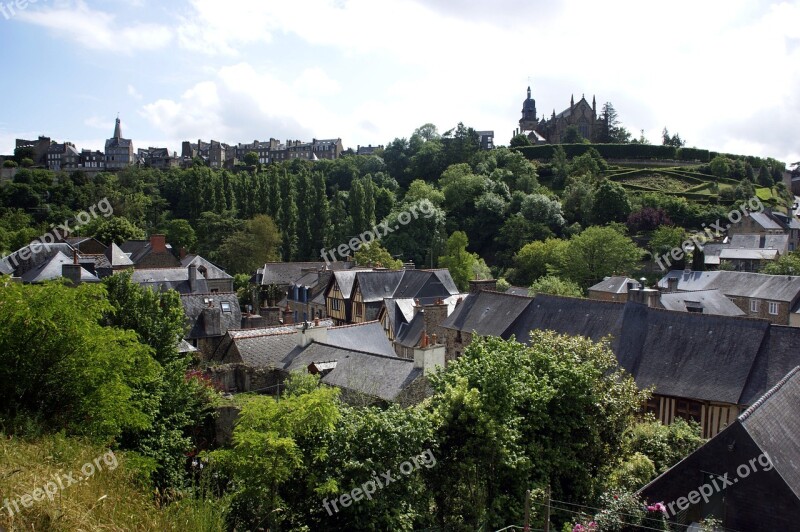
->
[283,304,294,325]
[150,234,167,253]
[469,279,497,293]
[423,298,449,340]
[62,263,82,286]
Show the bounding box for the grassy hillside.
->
[0,433,224,531]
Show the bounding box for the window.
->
[750,299,760,313]
[220,302,231,313]
[331,298,340,311]
[768,301,779,315]
[675,399,702,423]
[355,303,363,317]
[645,396,660,416]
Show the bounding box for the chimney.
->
[150,234,167,253]
[188,263,197,292]
[259,306,282,326]
[413,298,422,316]
[423,298,449,340]
[201,306,222,336]
[283,304,294,325]
[297,319,328,348]
[413,341,446,376]
[180,247,187,260]
[666,277,678,293]
[403,261,415,270]
[469,279,497,293]
[62,263,82,286]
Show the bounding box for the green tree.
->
[763,251,800,275]
[650,225,686,266]
[512,237,568,286]
[598,102,632,143]
[279,171,298,260]
[354,241,403,268]
[709,155,732,179]
[561,125,586,144]
[661,127,686,147]
[551,145,569,188]
[427,332,647,529]
[757,165,774,187]
[438,231,477,291]
[529,275,583,297]
[164,218,196,252]
[0,280,158,440]
[209,373,341,531]
[89,216,146,245]
[623,416,704,475]
[244,151,259,167]
[556,226,642,287]
[509,133,532,148]
[591,180,631,224]
[217,214,282,274]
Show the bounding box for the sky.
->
[0,0,798,163]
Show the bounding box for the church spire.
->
[113,115,121,140]
[570,94,574,108]
[527,86,531,99]
[592,94,596,112]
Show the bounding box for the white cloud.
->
[127,85,143,101]
[17,0,172,53]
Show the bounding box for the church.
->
[517,86,599,144]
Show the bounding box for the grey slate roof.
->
[440,291,533,337]
[588,276,637,295]
[355,270,406,302]
[285,343,422,402]
[212,319,335,366]
[748,211,783,230]
[181,292,242,340]
[258,262,350,286]
[105,242,134,267]
[739,326,800,404]
[730,233,790,253]
[132,268,209,294]
[505,286,530,297]
[719,248,779,260]
[658,290,746,316]
[181,255,233,279]
[395,312,426,348]
[509,294,625,344]
[658,270,800,303]
[738,366,800,500]
[20,251,100,283]
[326,321,396,357]
[331,270,361,298]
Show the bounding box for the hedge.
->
[516,143,681,161]
[676,147,710,162]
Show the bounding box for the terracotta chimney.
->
[283,304,294,325]
[150,234,167,253]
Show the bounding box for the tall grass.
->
[0,433,226,531]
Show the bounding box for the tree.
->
[758,165,775,187]
[217,214,282,274]
[529,275,583,297]
[90,216,146,245]
[520,193,565,229]
[551,145,569,188]
[244,151,259,167]
[512,238,568,286]
[404,179,445,207]
[164,218,196,252]
[438,231,477,291]
[209,373,341,531]
[623,416,704,475]
[561,125,586,144]
[426,332,647,528]
[661,127,686,147]
[556,226,642,287]
[709,155,732,179]
[763,251,800,275]
[2,160,18,168]
[0,280,159,441]
[626,207,673,233]
[354,242,403,269]
[598,102,631,143]
[509,133,532,148]
[649,225,686,267]
[591,180,631,224]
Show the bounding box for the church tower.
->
[519,86,538,132]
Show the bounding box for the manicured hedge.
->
[676,147,710,162]
[516,143,680,161]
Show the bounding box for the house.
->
[476,131,494,150]
[47,141,77,171]
[120,235,181,269]
[701,234,789,271]
[640,367,800,531]
[356,144,383,156]
[728,208,800,252]
[0,239,130,282]
[380,295,465,357]
[15,136,51,166]
[181,255,234,293]
[440,291,800,438]
[181,292,242,357]
[104,117,135,169]
[138,147,179,169]
[588,276,638,302]
[311,138,344,160]
[658,270,800,326]
[325,269,460,326]
[208,319,436,405]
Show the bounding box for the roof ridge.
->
[328,320,380,329]
[484,289,534,300]
[180,291,238,297]
[739,366,800,422]
[311,341,412,362]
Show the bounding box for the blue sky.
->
[0,0,798,163]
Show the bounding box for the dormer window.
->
[221,302,231,313]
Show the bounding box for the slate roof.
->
[383,297,417,333]
[331,270,360,298]
[285,343,422,402]
[258,262,354,286]
[729,233,789,253]
[505,286,531,297]
[326,321,396,357]
[19,251,100,283]
[738,366,800,500]
[354,270,406,302]
[105,242,134,267]
[659,290,746,316]
[510,294,625,344]
[181,292,242,339]
[719,248,780,260]
[181,255,233,279]
[0,242,74,275]
[132,268,209,294]
[119,240,175,264]
[440,291,533,337]
[739,326,800,404]
[395,312,426,348]
[588,276,637,295]
[658,270,800,303]
[748,211,783,230]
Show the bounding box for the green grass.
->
[0,433,225,531]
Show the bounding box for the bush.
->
[2,159,18,168]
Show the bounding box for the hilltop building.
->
[105,117,135,169]
[517,86,599,144]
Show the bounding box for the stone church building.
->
[518,86,599,144]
